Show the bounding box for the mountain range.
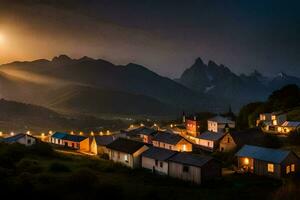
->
[178,57,300,109]
[0,55,299,116]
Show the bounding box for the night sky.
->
[0,0,300,78]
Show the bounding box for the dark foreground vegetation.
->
[0,142,299,200]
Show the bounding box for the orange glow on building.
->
[186,119,200,137]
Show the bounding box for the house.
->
[152,132,192,152]
[62,134,90,151]
[139,127,157,144]
[256,113,272,126]
[90,135,117,155]
[168,153,222,184]
[49,132,89,151]
[196,131,225,152]
[271,112,287,126]
[106,138,149,168]
[207,116,235,133]
[49,132,67,145]
[277,121,300,134]
[236,145,300,179]
[186,117,200,137]
[219,129,264,152]
[141,147,177,175]
[2,133,37,146]
[257,112,287,132]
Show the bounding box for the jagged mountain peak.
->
[52,54,73,63]
[195,57,204,65]
[78,56,95,62]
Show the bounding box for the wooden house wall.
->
[168,162,202,184]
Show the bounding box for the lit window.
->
[124,154,128,163]
[286,165,290,174]
[182,144,186,151]
[291,164,295,172]
[244,158,249,165]
[267,163,274,173]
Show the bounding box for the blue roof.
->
[2,133,36,143]
[236,145,291,164]
[3,133,26,143]
[197,131,225,141]
[52,132,68,139]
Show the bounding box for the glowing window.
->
[286,165,290,174]
[182,144,186,151]
[124,154,128,163]
[267,163,274,173]
[244,158,249,165]
[291,164,295,172]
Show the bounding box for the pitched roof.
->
[106,138,146,154]
[208,116,234,124]
[153,132,184,145]
[52,132,68,139]
[94,135,116,146]
[2,133,37,143]
[63,134,88,142]
[139,127,157,136]
[168,152,214,167]
[142,147,177,161]
[236,145,292,164]
[197,131,225,141]
[281,121,300,127]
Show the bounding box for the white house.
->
[2,133,37,146]
[196,131,225,152]
[141,147,177,175]
[271,112,287,126]
[106,138,149,168]
[207,116,235,133]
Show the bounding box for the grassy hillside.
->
[0,143,299,200]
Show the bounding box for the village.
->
[1,110,300,185]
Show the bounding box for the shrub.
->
[16,159,43,174]
[0,143,26,168]
[29,142,54,157]
[287,131,300,145]
[49,162,71,173]
[67,168,98,191]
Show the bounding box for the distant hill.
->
[0,55,215,116]
[1,55,299,116]
[0,98,126,133]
